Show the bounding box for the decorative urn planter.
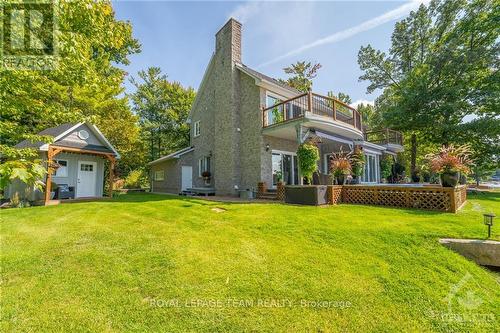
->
[336,174,348,185]
[441,172,459,187]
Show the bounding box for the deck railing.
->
[262,91,362,132]
[364,129,403,146]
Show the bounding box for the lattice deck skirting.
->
[259,182,467,212]
[340,185,467,213]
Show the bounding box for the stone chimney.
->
[215,18,242,64]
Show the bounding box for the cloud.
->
[228,1,263,24]
[257,0,430,68]
[350,99,375,108]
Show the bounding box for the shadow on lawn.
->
[108,192,224,207]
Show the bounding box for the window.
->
[154,170,164,181]
[80,163,94,172]
[362,154,378,183]
[198,156,211,177]
[194,121,201,137]
[78,129,89,140]
[53,160,68,177]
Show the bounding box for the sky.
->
[113,0,428,107]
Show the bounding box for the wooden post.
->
[44,146,54,205]
[307,90,313,113]
[108,156,115,198]
[333,100,337,121]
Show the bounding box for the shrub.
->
[380,155,394,180]
[124,170,148,189]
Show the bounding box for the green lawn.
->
[1,192,499,332]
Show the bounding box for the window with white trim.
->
[193,121,201,137]
[154,170,164,181]
[198,156,211,177]
[53,160,68,177]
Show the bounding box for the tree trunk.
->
[410,133,417,179]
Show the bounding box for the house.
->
[7,122,119,204]
[149,19,403,196]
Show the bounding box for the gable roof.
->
[15,122,121,159]
[148,146,194,165]
[15,123,77,149]
[236,64,301,94]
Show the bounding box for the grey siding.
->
[57,124,107,148]
[151,151,194,194]
[50,152,105,197]
[5,151,106,200]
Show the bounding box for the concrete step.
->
[257,193,278,200]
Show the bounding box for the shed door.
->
[181,166,192,191]
[76,161,97,197]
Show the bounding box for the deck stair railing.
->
[262,91,362,132]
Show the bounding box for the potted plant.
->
[297,143,319,185]
[285,143,327,206]
[50,182,59,199]
[379,155,393,183]
[426,145,472,187]
[201,171,211,186]
[350,146,365,184]
[329,149,352,185]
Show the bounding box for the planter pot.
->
[285,185,328,206]
[441,172,459,187]
[336,175,348,185]
[411,174,421,183]
[351,176,361,185]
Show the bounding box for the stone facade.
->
[189,19,263,195]
[154,18,390,196]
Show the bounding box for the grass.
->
[1,192,499,332]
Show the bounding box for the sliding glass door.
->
[272,151,298,187]
[362,154,379,183]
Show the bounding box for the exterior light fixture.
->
[483,213,495,238]
[265,144,270,152]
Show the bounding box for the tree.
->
[130,67,196,162]
[356,103,382,130]
[0,0,141,193]
[327,91,352,104]
[358,0,499,178]
[279,61,322,92]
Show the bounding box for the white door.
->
[76,161,97,197]
[181,166,192,191]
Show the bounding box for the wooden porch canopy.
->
[44,145,116,204]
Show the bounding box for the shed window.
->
[53,160,68,177]
[154,170,165,181]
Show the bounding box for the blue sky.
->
[113,1,427,106]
